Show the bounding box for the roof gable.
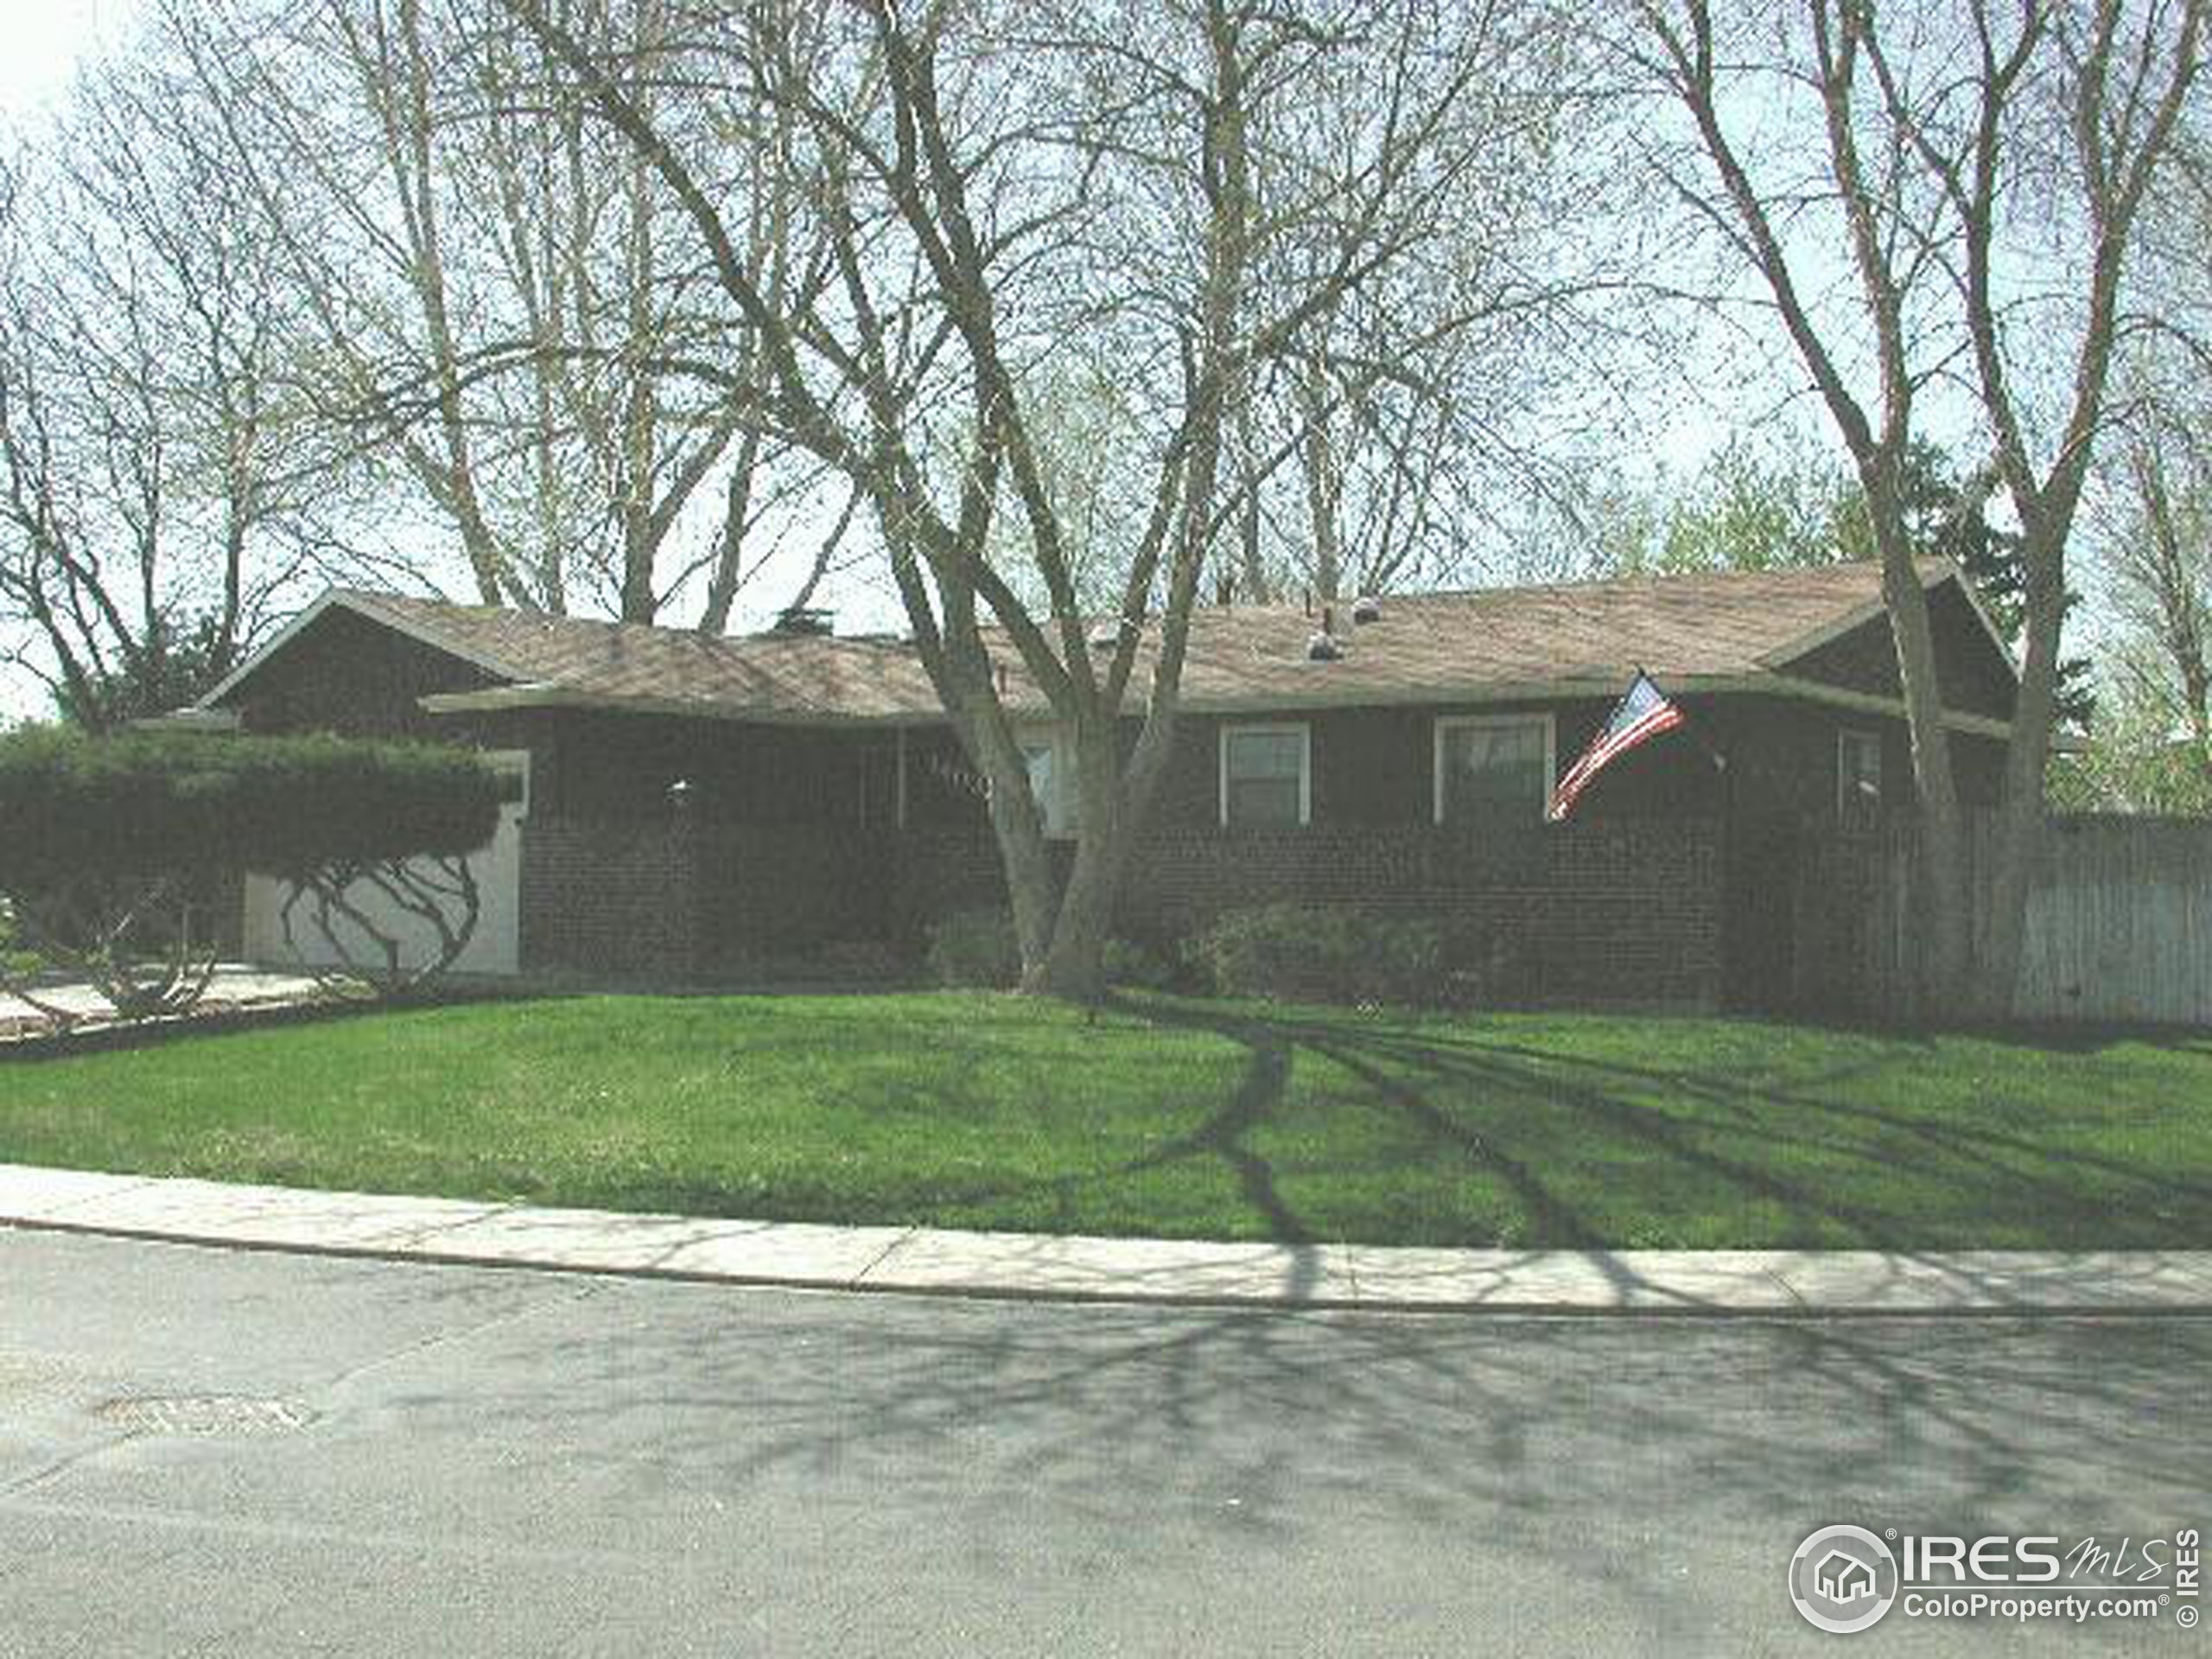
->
[198,589,526,709]
[1769,565,2019,721]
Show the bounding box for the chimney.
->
[772,606,835,637]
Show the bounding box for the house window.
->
[1434,715,1554,823]
[485,749,532,817]
[1018,729,1077,838]
[1838,728,1883,829]
[1219,723,1311,828]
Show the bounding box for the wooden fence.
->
[1801,812,2212,1026]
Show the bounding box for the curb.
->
[3,1164,2211,1317]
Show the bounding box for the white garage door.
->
[242,750,528,978]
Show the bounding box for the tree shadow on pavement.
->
[397,1273,2211,1649]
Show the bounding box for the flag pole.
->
[1641,665,1727,775]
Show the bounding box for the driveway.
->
[2,1229,2204,1655]
[0,968,322,1039]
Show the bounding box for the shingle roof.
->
[227,560,1974,725]
[1134,562,1903,711]
[340,590,944,721]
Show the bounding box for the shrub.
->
[926,908,1020,988]
[0,896,41,979]
[1193,903,1446,1006]
[1103,936,1182,991]
[0,727,508,886]
[0,726,513,1020]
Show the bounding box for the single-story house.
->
[192,557,2019,1009]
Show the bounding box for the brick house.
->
[193,558,2019,1009]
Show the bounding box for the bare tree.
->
[1630,0,2204,1016]
[2110,413,2212,761]
[0,55,365,728]
[1218,44,1619,607]
[508,0,1559,995]
[177,0,825,625]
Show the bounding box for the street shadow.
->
[351,1263,2212,1648]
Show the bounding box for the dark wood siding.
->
[224,607,501,739]
[1143,692,1993,837]
[525,710,883,827]
[1783,578,2018,721]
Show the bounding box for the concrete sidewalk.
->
[3,1160,2209,1314]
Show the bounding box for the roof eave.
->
[417,683,942,728]
[423,669,2015,740]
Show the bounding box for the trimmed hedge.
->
[1193,903,1446,1006]
[0,727,510,885]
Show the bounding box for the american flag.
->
[1546,671,1687,823]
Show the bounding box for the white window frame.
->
[1837,728,1883,821]
[1015,725,1077,839]
[1217,721,1313,829]
[1432,713,1555,824]
[484,748,532,818]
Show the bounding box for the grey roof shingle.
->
[341,591,944,721]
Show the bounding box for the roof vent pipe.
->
[1306,607,1342,662]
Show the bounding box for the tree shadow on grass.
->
[582,994,2211,1250]
[1111,996,2212,1251]
[1119,1033,1308,1243]
[1961,1020,2212,1057]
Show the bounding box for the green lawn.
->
[1,992,2207,1249]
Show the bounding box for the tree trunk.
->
[697,425,762,633]
[1023,836,1116,1001]
[1871,511,1972,1017]
[986,760,1059,979]
[1973,534,2066,1020]
[1019,727,1140,1001]
[1300,354,1341,601]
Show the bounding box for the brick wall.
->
[696,823,898,969]
[522,817,912,977]
[890,817,1726,1007]
[519,817,702,978]
[1533,818,1725,1004]
[519,809,1723,1003]
[888,830,1020,939]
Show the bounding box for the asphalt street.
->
[1,1229,2204,1656]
